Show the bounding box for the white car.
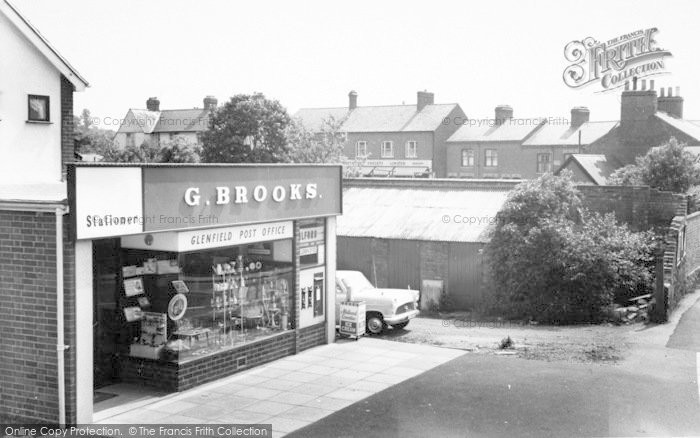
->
[335,270,420,335]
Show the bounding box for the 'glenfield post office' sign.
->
[563,28,672,92]
[68,164,343,240]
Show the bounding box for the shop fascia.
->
[184,183,319,206]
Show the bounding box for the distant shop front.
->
[69,164,342,422]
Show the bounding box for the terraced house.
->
[295,90,466,178]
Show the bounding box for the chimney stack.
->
[417,90,434,112]
[658,85,684,118]
[203,96,218,111]
[571,107,590,127]
[348,90,358,110]
[621,77,657,125]
[494,105,513,124]
[146,97,160,112]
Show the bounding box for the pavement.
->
[93,338,464,437]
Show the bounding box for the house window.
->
[27,95,50,122]
[484,149,498,167]
[461,149,475,167]
[125,133,136,148]
[405,141,418,158]
[381,141,394,158]
[537,153,552,173]
[356,141,367,157]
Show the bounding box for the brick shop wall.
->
[297,322,326,352]
[61,75,75,181]
[0,209,76,422]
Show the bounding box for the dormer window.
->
[27,95,50,122]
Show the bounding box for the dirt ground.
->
[375,312,640,363]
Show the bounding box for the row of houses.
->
[110,82,700,184]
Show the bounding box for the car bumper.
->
[384,309,420,325]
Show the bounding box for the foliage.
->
[159,136,202,163]
[73,108,117,156]
[201,93,292,163]
[608,137,700,193]
[498,336,513,349]
[286,116,347,163]
[486,173,655,324]
[438,290,455,312]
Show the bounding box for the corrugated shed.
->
[522,121,618,146]
[337,186,511,243]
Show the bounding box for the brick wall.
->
[578,185,686,231]
[0,208,75,423]
[61,75,75,181]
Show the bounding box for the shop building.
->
[1,163,342,424]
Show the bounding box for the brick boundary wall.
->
[0,209,76,423]
[660,212,700,318]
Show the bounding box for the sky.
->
[11,0,700,129]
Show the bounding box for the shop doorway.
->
[92,238,122,390]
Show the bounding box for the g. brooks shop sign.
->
[68,164,343,240]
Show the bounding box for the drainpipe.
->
[55,206,69,427]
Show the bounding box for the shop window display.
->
[119,240,294,363]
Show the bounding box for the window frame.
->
[537,152,552,173]
[405,141,418,158]
[27,95,50,122]
[356,141,367,157]
[484,149,498,167]
[461,148,475,167]
[125,132,136,148]
[381,141,394,158]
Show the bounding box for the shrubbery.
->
[486,173,656,324]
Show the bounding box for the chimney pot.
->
[641,79,647,90]
[146,97,160,112]
[668,87,673,97]
[348,90,358,110]
[660,88,665,97]
[650,80,655,90]
[633,77,638,90]
[676,86,680,96]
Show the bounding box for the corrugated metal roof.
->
[294,104,457,133]
[522,121,618,146]
[655,112,700,143]
[337,186,511,243]
[447,120,543,142]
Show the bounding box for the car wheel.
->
[392,321,409,330]
[366,313,385,335]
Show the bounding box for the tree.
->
[286,116,346,164]
[608,137,700,192]
[201,93,292,163]
[159,135,202,163]
[486,173,655,323]
[102,139,161,163]
[73,108,117,156]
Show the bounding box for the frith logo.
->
[184,183,318,206]
[563,28,672,92]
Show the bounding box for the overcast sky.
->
[12,0,700,127]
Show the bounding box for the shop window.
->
[537,153,552,173]
[118,239,294,363]
[27,95,50,122]
[381,141,394,158]
[484,149,498,167]
[461,149,474,167]
[405,141,418,158]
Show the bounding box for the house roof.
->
[337,185,510,243]
[294,103,458,133]
[447,119,544,143]
[1,0,88,90]
[123,108,210,134]
[522,121,618,146]
[556,154,616,185]
[655,112,700,143]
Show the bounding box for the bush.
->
[486,173,655,324]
